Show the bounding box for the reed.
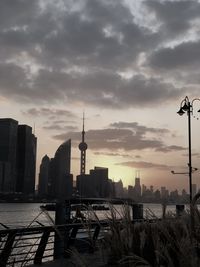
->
[102,204,200,266]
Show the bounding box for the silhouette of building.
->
[90,167,110,197]
[38,155,50,197]
[77,166,111,198]
[0,118,37,194]
[161,186,169,199]
[78,113,87,175]
[0,118,18,192]
[114,179,124,198]
[128,185,134,199]
[39,140,73,200]
[134,177,141,199]
[16,125,37,195]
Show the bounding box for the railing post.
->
[54,201,71,259]
[176,204,185,217]
[34,229,51,264]
[0,230,16,267]
[132,204,143,221]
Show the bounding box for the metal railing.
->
[0,221,108,267]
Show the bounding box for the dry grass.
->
[101,204,200,267]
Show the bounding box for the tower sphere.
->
[79,142,88,151]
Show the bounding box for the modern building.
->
[0,118,18,192]
[16,125,37,195]
[0,118,37,194]
[128,185,134,199]
[134,177,141,200]
[39,139,73,200]
[53,139,73,199]
[77,167,111,198]
[114,179,124,198]
[38,155,50,197]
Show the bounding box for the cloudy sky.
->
[1,0,200,192]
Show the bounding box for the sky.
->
[1,0,200,192]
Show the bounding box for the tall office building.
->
[54,139,72,199]
[16,125,37,194]
[38,155,50,197]
[0,118,37,194]
[0,118,18,192]
[134,177,141,200]
[40,139,73,200]
[77,166,111,198]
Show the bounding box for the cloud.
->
[116,160,172,170]
[43,124,78,131]
[144,0,200,37]
[0,0,186,108]
[93,151,133,158]
[110,121,170,135]
[149,41,200,70]
[53,121,185,152]
[22,107,77,118]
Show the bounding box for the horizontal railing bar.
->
[7,258,33,264]
[0,221,110,234]
[10,251,38,256]
[10,248,53,257]
[14,235,42,240]
[41,254,54,258]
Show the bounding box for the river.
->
[0,202,189,229]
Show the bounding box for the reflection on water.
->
[0,203,55,228]
[0,202,191,229]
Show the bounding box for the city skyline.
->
[0,0,200,191]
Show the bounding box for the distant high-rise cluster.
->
[38,139,73,200]
[0,118,37,195]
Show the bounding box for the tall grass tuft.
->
[102,204,200,266]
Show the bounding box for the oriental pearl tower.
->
[78,113,88,175]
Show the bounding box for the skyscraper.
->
[0,118,18,192]
[41,139,73,200]
[134,175,141,200]
[54,139,72,198]
[16,125,37,195]
[38,155,50,197]
[0,118,37,194]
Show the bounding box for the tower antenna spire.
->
[79,112,88,175]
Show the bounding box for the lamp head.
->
[182,102,189,111]
[177,107,185,116]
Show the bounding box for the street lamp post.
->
[177,96,200,203]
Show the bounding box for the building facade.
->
[16,125,37,195]
[0,118,37,194]
[38,155,50,197]
[38,139,73,200]
[0,118,18,192]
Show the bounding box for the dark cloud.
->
[0,0,186,108]
[144,0,200,37]
[149,41,200,70]
[155,145,186,153]
[53,121,185,152]
[110,121,170,135]
[116,160,172,170]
